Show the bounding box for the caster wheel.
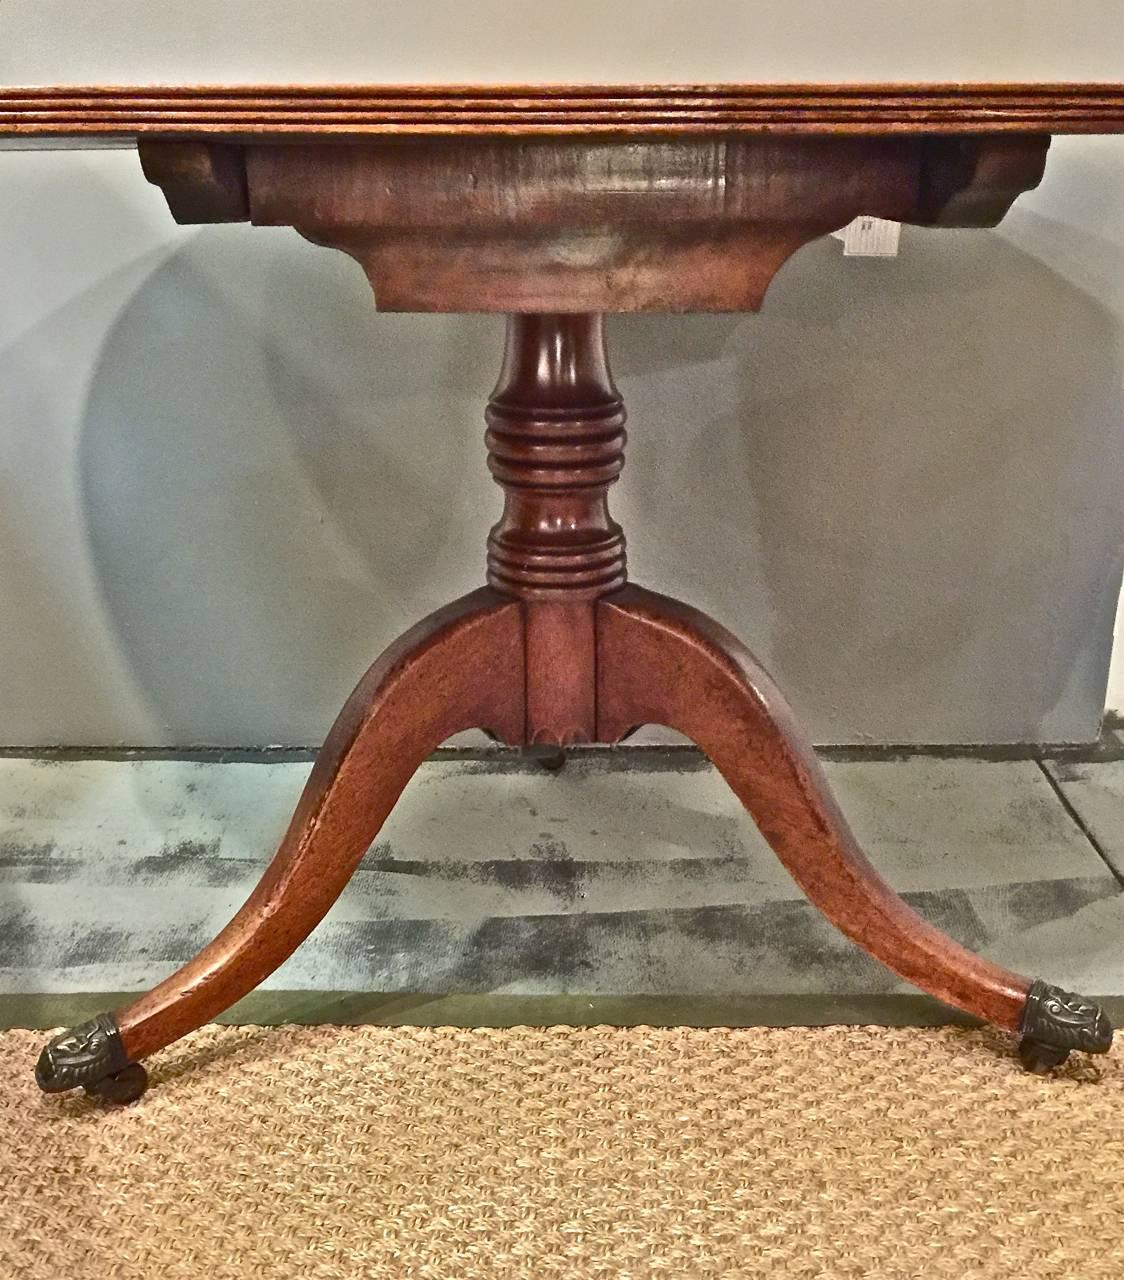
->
[83,1062,149,1104]
[1018,1038,1070,1075]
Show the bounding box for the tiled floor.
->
[0,749,1120,1028]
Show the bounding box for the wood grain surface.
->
[25,83,1116,1083]
[597,588,1032,1030]
[116,589,524,1059]
[3,83,1124,141]
[142,134,1045,311]
[99,310,1044,1067]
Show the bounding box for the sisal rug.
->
[1,1023,1121,1279]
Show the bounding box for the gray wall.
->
[1,138,1123,748]
[4,0,1123,86]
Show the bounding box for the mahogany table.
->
[5,80,1124,1103]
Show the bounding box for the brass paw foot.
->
[35,1013,147,1103]
[1017,980,1113,1073]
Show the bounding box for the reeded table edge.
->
[2,82,1124,139]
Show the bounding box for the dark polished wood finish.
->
[120,589,525,1060]
[486,314,626,602]
[36,310,1112,1101]
[33,125,1116,1097]
[487,314,626,744]
[142,134,1049,311]
[3,82,1124,141]
[597,587,1031,1030]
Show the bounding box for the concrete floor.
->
[0,749,1121,1029]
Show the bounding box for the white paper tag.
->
[831,216,901,257]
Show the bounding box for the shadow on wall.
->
[613,230,1124,745]
[78,223,1124,747]
[78,230,505,745]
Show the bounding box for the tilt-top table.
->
[5,63,1124,1102]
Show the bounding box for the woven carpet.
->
[2,1024,1121,1279]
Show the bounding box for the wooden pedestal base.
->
[36,313,1112,1101]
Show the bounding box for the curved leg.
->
[37,587,524,1100]
[597,584,1113,1067]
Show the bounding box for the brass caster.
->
[1016,979,1113,1074]
[1017,1038,1070,1075]
[35,1012,139,1097]
[83,1062,149,1105]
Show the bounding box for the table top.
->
[3,0,1124,144]
[4,83,1124,145]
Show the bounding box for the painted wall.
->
[0,137,1122,748]
[3,0,1123,86]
